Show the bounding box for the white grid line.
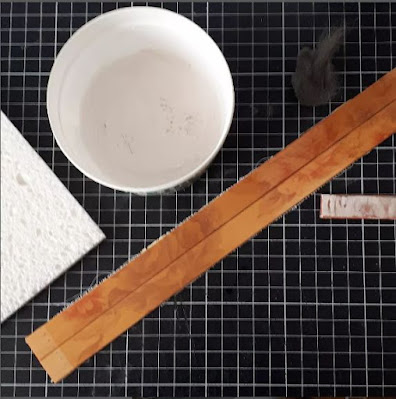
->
[281,3,288,395]
[329,7,336,396]
[266,4,271,395]
[343,3,353,394]
[312,4,320,395]
[374,5,385,397]
[205,4,210,396]
[220,4,225,396]
[251,2,256,396]
[297,5,304,396]
[358,4,369,396]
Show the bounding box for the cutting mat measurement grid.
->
[1,2,395,397]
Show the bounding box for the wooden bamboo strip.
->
[25,69,396,361]
[320,194,396,220]
[34,100,396,383]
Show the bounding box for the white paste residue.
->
[80,49,223,189]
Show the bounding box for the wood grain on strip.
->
[25,69,396,362]
[320,194,396,220]
[28,98,396,383]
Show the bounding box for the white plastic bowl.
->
[47,7,234,194]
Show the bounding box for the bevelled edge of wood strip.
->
[320,194,396,220]
[36,101,396,383]
[25,69,396,361]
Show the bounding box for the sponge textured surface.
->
[1,112,105,322]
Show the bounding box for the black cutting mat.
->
[1,2,395,397]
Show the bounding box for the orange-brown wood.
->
[25,69,396,362]
[29,99,396,383]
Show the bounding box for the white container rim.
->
[47,6,235,194]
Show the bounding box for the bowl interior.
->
[48,7,234,193]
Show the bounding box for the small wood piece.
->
[320,194,396,220]
[25,69,396,383]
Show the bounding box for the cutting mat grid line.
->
[1,1,395,397]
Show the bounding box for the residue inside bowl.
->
[79,48,223,189]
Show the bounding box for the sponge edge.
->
[1,111,105,323]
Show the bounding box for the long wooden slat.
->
[320,194,396,219]
[33,100,396,382]
[25,69,396,361]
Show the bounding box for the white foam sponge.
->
[1,111,105,322]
